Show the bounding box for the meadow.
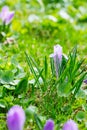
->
[0,0,87,130]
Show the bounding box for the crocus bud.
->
[7,105,25,130]
[54,44,62,63]
[43,119,54,130]
[0,6,14,25]
[63,119,78,130]
[50,44,62,77]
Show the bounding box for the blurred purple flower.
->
[0,6,14,25]
[63,119,78,130]
[7,105,25,130]
[43,119,54,130]
[83,79,87,84]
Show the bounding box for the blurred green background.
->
[0,0,87,61]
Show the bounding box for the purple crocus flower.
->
[0,6,14,25]
[43,119,54,130]
[7,105,25,130]
[50,44,62,77]
[50,44,62,62]
[83,79,87,84]
[63,119,78,130]
[54,44,62,63]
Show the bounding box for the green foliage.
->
[25,46,87,129]
[0,0,87,129]
[15,77,28,94]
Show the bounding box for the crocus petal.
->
[0,6,14,24]
[63,119,78,130]
[54,44,62,63]
[7,105,25,130]
[2,6,9,12]
[50,44,63,78]
[0,6,9,21]
[43,119,54,130]
[5,11,14,25]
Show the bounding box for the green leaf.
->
[75,89,86,99]
[50,56,56,77]
[57,82,71,97]
[0,99,7,108]
[1,70,14,84]
[25,52,40,86]
[68,46,77,79]
[44,56,48,78]
[82,104,87,111]
[15,77,28,94]
[25,105,38,119]
[72,73,86,101]
[29,55,45,82]
[76,111,85,121]
[34,113,43,130]
[33,68,43,88]
[3,85,15,90]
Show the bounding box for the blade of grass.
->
[25,52,40,87]
[29,55,45,82]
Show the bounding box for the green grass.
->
[0,0,87,130]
